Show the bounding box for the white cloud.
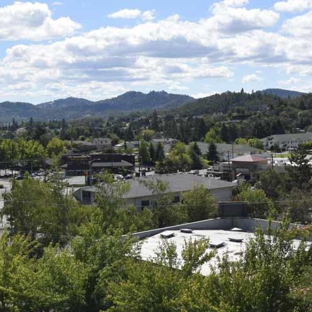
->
[274,0,312,12]
[282,11,312,37]
[0,1,80,41]
[221,0,249,7]
[108,9,141,19]
[1,2,312,102]
[207,4,280,33]
[242,73,261,83]
[191,92,213,98]
[52,2,63,6]
[108,9,155,21]
[279,77,300,85]
[141,10,156,21]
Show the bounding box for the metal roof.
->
[231,155,267,163]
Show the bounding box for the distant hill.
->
[261,88,305,99]
[173,91,281,116]
[0,91,194,123]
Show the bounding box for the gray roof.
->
[92,160,133,168]
[261,132,312,142]
[152,138,177,144]
[191,142,259,155]
[82,173,234,199]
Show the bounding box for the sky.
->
[0,0,312,103]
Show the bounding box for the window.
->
[141,200,150,208]
[173,195,180,203]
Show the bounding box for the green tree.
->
[2,175,89,245]
[257,169,285,199]
[187,142,203,170]
[149,142,156,163]
[155,142,165,162]
[204,128,222,144]
[46,137,66,158]
[235,184,276,218]
[150,110,159,131]
[140,129,155,142]
[139,139,151,165]
[206,142,219,163]
[182,185,218,222]
[287,146,312,190]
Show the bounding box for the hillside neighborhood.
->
[2,0,312,310]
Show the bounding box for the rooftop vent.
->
[209,241,225,249]
[161,232,175,239]
[231,227,243,232]
[180,229,193,234]
[229,237,244,243]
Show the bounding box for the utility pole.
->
[227,151,232,181]
[271,153,274,169]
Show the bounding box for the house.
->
[73,173,235,207]
[231,155,268,181]
[114,141,140,150]
[261,133,312,151]
[71,138,112,152]
[152,138,177,146]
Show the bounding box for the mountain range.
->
[0,91,194,123]
[0,88,306,123]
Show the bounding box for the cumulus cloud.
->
[242,73,261,83]
[207,3,279,33]
[108,9,155,21]
[282,11,312,37]
[0,1,312,102]
[279,77,300,85]
[274,0,312,12]
[0,1,80,41]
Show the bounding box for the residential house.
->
[261,133,312,151]
[73,173,235,207]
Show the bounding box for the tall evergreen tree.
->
[206,143,219,163]
[155,142,165,162]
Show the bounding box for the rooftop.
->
[231,155,267,163]
[262,132,312,142]
[79,173,234,199]
[193,142,259,156]
[135,218,307,276]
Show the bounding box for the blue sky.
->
[0,0,311,103]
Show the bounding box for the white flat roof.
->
[139,229,305,276]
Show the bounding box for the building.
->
[192,142,260,161]
[152,138,177,146]
[71,138,112,153]
[114,141,140,150]
[73,173,235,207]
[131,218,304,276]
[61,153,135,176]
[231,155,268,180]
[261,133,312,151]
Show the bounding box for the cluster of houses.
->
[61,133,312,209]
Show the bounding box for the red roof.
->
[231,155,267,163]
